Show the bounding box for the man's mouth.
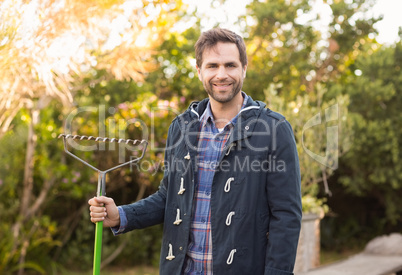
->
[213,83,232,88]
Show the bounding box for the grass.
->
[63,265,159,275]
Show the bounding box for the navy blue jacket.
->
[120,96,302,275]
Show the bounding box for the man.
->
[89,28,302,275]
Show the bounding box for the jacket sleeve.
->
[118,122,176,232]
[265,119,302,275]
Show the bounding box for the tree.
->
[243,0,402,251]
[337,42,402,223]
[0,0,181,273]
[318,41,402,250]
[243,0,379,206]
[244,0,379,100]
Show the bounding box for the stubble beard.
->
[204,80,243,104]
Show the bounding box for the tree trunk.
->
[16,107,40,275]
[20,108,39,219]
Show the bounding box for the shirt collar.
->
[199,92,249,129]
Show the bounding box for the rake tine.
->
[58,134,147,146]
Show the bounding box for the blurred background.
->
[0,0,401,274]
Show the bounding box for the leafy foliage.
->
[337,43,402,221]
[0,0,401,273]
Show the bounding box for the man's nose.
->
[216,66,227,79]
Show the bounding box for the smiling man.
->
[89,28,302,275]
[196,41,246,130]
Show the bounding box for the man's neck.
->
[209,92,244,129]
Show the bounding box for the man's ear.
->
[196,65,202,81]
[243,64,248,78]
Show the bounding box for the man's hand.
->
[88,196,120,228]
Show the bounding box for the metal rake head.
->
[58,134,148,174]
[58,134,148,275]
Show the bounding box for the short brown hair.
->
[195,28,247,68]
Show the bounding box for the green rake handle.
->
[93,216,103,275]
[93,217,103,275]
[93,172,106,275]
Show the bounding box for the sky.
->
[183,0,402,45]
[371,0,401,44]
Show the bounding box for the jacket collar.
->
[176,94,266,152]
[185,93,266,124]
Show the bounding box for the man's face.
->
[196,42,247,104]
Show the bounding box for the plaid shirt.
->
[182,94,248,274]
